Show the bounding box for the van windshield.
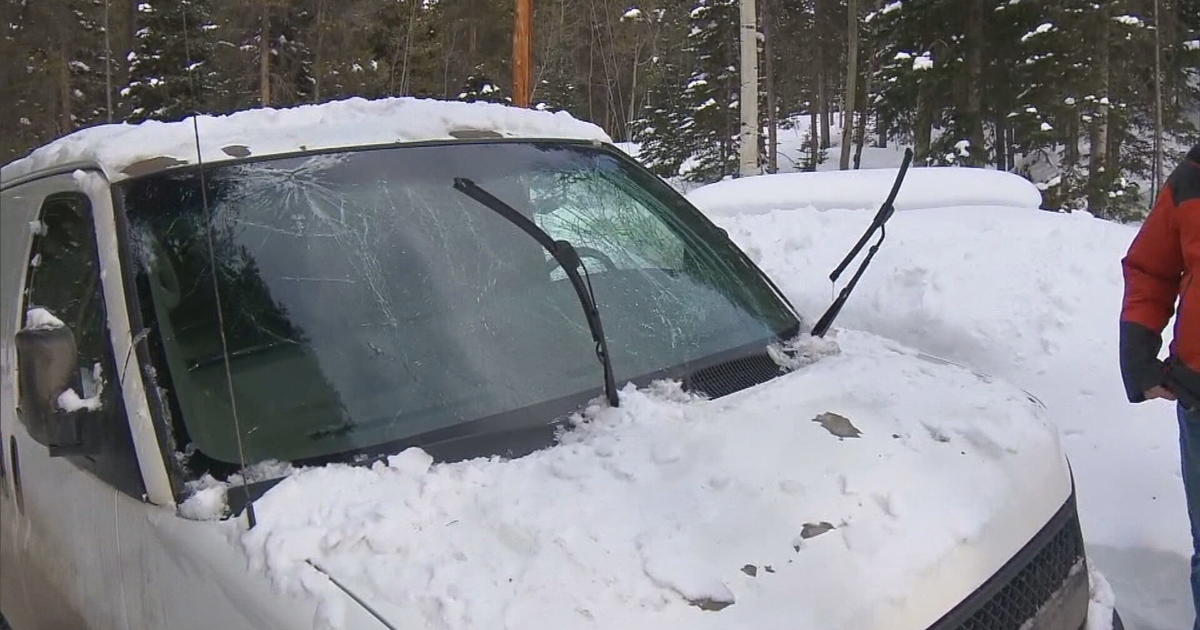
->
[122,142,798,466]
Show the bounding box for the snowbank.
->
[1,97,610,184]
[693,177,1192,629]
[237,335,1067,630]
[687,167,1044,215]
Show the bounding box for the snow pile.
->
[1,97,610,184]
[24,307,64,331]
[1086,568,1118,630]
[56,388,101,413]
[691,171,1191,629]
[180,474,230,521]
[237,337,1066,630]
[179,460,296,521]
[686,167,1043,216]
[766,333,841,370]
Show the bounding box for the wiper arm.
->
[811,148,914,337]
[452,177,620,407]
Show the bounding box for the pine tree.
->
[456,67,511,104]
[0,0,50,162]
[633,0,741,182]
[631,55,692,177]
[869,1,959,164]
[64,0,108,128]
[122,0,220,122]
[630,0,697,177]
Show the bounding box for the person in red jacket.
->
[1121,143,1200,626]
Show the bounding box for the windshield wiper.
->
[811,148,914,337]
[452,177,620,407]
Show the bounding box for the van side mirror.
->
[14,325,94,456]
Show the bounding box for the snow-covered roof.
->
[1,97,611,185]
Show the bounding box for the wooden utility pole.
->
[738,0,759,176]
[513,0,533,107]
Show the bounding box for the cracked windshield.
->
[123,142,797,465]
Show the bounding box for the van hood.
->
[235,329,1072,630]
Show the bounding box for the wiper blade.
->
[811,148,914,338]
[452,177,620,407]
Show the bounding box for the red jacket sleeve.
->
[1122,186,1183,332]
[1120,184,1183,401]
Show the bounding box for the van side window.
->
[23,193,146,500]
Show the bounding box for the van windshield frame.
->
[118,140,800,472]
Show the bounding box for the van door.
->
[0,177,144,629]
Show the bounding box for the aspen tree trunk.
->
[738,0,759,176]
[815,0,830,149]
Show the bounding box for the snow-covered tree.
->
[633,0,741,182]
[122,0,221,122]
[456,68,511,104]
[631,54,692,177]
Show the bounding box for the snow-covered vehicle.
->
[1,97,1098,630]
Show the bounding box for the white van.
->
[1,97,1109,630]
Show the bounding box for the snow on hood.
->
[1,97,610,185]
[234,330,1070,630]
[686,167,1043,216]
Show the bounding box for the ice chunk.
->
[57,388,101,412]
[387,447,434,476]
[25,307,64,330]
[179,474,230,520]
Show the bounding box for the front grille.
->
[931,495,1086,630]
[682,351,782,398]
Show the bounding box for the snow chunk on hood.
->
[180,474,230,521]
[235,331,1067,630]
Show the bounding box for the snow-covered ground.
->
[688,167,1193,630]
